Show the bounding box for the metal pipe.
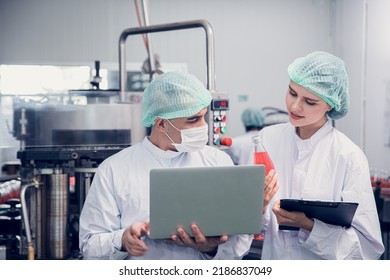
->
[119,19,215,101]
[360,0,368,152]
[19,108,27,150]
[84,173,92,197]
[20,179,41,260]
[141,0,156,73]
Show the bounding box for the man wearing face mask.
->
[79,71,276,260]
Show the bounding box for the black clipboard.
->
[279,199,359,230]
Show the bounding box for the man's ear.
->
[154,118,166,131]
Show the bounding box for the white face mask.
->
[164,120,209,153]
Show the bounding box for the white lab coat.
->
[79,137,253,260]
[259,120,384,259]
[227,131,258,165]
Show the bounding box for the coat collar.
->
[142,136,184,159]
[294,120,333,151]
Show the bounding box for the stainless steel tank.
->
[25,169,70,259]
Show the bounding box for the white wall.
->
[333,0,390,172]
[364,0,390,172]
[332,0,365,147]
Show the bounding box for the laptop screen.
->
[149,165,265,239]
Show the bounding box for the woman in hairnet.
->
[79,71,278,260]
[227,108,265,165]
[259,51,384,259]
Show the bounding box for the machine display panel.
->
[211,99,229,110]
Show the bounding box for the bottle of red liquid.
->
[252,134,275,241]
[252,134,275,175]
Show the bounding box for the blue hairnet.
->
[241,108,265,128]
[287,51,349,120]
[141,71,212,127]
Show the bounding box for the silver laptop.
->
[149,165,265,239]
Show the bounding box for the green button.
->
[220,127,227,134]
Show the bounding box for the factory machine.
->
[11,92,144,260]
[0,19,232,260]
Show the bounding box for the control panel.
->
[208,93,232,149]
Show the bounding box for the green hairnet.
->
[241,108,265,128]
[141,71,212,127]
[287,51,349,120]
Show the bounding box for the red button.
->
[220,138,232,146]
